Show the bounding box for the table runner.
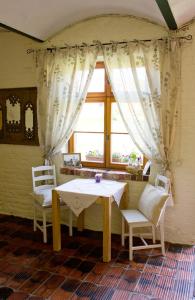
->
[55,178,126,216]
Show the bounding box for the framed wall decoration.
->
[0,87,39,145]
[63,153,81,167]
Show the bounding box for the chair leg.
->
[121,216,125,246]
[69,209,73,236]
[160,221,165,256]
[152,225,156,244]
[43,211,47,243]
[129,225,133,261]
[33,205,37,232]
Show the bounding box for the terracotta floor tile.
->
[7,267,35,289]
[35,274,65,298]
[160,257,178,277]
[129,255,149,271]
[144,256,164,274]
[28,296,44,300]
[8,291,29,300]
[176,260,194,280]
[151,274,176,299]
[114,250,131,267]
[111,289,132,300]
[57,257,82,276]
[30,250,53,269]
[0,215,194,300]
[20,270,51,293]
[0,287,14,299]
[100,266,125,288]
[174,279,193,300]
[72,282,114,299]
[118,270,141,291]
[74,243,96,258]
[87,246,103,261]
[134,272,155,295]
[41,253,68,272]
[69,260,96,280]
[130,294,150,300]
[8,246,41,265]
[166,244,182,260]
[85,262,110,284]
[51,278,81,300]
[2,261,23,274]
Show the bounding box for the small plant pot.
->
[85,155,103,162]
[112,158,121,163]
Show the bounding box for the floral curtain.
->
[102,39,181,175]
[36,46,99,162]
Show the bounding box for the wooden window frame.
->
[69,62,146,170]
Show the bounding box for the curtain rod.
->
[27,34,192,54]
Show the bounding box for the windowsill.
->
[60,166,149,182]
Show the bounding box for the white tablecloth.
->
[55,178,126,216]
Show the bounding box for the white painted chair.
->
[121,174,170,260]
[31,165,72,243]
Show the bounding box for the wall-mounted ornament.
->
[0,87,39,145]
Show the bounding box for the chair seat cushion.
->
[121,209,149,224]
[138,183,169,226]
[32,188,53,207]
[32,187,68,208]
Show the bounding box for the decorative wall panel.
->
[0,87,38,145]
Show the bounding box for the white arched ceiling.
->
[169,0,195,27]
[0,0,194,41]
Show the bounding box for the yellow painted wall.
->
[0,15,194,244]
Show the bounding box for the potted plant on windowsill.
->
[112,152,122,163]
[126,152,142,175]
[121,155,129,163]
[85,150,104,162]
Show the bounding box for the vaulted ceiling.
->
[0,0,195,42]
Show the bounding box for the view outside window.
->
[111,103,142,164]
[74,102,104,162]
[87,68,105,92]
[70,62,143,169]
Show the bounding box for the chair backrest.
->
[142,160,151,175]
[155,174,170,193]
[138,176,170,226]
[32,165,57,193]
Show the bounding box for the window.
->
[69,62,144,169]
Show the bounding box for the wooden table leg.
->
[103,196,111,262]
[52,190,61,251]
[77,210,85,232]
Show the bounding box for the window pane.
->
[111,103,128,133]
[111,134,142,164]
[88,68,105,92]
[74,133,104,162]
[111,67,153,100]
[75,103,104,132]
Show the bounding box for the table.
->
[52,178,128,262]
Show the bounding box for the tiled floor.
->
[0,214,194,300]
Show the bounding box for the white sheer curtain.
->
[102,39,181,174]
[36,46,99,162]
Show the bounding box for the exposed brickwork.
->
[60,167,149,182]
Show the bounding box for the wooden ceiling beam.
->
[155,0,177,30]
[0,22,44,42]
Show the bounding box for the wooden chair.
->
[121,174,170,260]
[31,165,72,243]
